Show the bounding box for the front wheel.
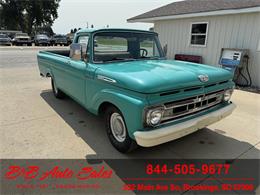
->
[105,106,137,153]
[51,77,65,99]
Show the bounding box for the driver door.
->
[65,34,89,105]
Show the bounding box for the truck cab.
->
[37,28,236,152]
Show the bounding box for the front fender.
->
[91,88,148,139]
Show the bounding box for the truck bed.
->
[37,49,70,77]
[44,50,70,57]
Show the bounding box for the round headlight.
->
[146,108,164,126]
[223,89,233,101]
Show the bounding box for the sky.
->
[52,0,180,34]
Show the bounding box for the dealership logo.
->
[198,75,209,82]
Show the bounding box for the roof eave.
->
[128,6,260,23]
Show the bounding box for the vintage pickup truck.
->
[37,28,236,152]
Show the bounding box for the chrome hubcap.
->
[110,113,126,142]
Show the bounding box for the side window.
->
[78,35,89,45]
[76,35,89,61]
[78,35,89,61]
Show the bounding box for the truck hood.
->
[96,60,232,93]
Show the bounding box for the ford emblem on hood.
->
[198,74,209,82]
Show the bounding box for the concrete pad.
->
[154,128,258,159]
[238,142,260,159]
[212,157,260,195]
[0,88,55,126]
[0,115,96,158]
[209,90,260,146]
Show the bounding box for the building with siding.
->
[128,0,260,88]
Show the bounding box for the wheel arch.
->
[43,67,53,78]
[98,101,120,117]
[93,89,146,138]
[46,72,52,77]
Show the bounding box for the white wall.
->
[154,12,260,88]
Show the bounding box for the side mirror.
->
[163,44,168,57]
[70,43,81,61]
[70,43,87,61]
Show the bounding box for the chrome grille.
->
[162,90,224,122]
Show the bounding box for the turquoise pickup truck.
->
[37,28,236,152]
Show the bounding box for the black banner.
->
[0,159,259,194]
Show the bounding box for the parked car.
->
[34,34,50,46]
[37,28,236,153]
[66,33,74,45]
[12,33,32,46]
[0,34,12,46]
[50,35,68,46]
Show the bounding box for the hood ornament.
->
[198,74,209,82]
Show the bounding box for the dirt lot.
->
[0,47,259,194]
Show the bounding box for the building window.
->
[190,22,208,46]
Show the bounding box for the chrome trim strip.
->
[97,75,117,83]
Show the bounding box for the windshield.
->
[93,32,163,63]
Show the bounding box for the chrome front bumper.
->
[134,103,236,147]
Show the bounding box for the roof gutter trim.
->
[128,6,260,23]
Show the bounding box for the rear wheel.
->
[51,77,65,99]
[104,106,137,153]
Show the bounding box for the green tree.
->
[25,0,60,35]
[0,0,60,35]
[0,0,26,30]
